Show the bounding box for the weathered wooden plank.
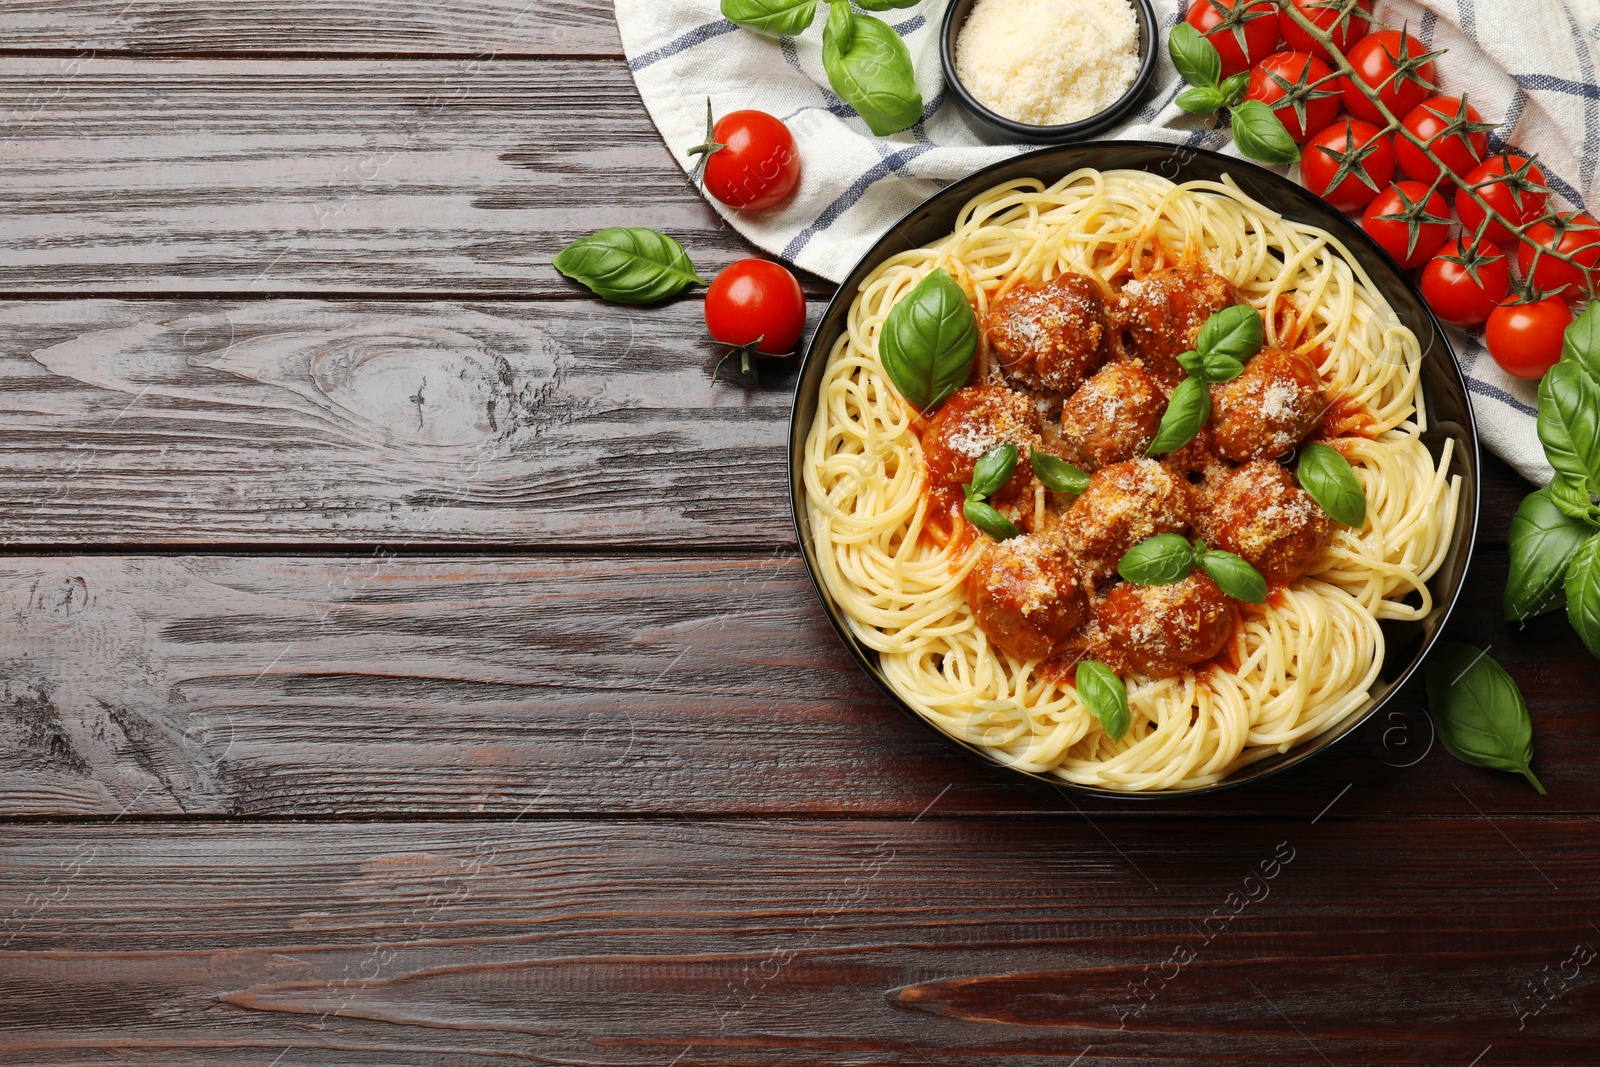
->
[0,1,622,56]
[0,59,831,294]
[0,549,1593,820]
[1,820,1596,1063]
[0,298,801,547]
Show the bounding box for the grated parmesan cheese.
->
[955,0,1141,127]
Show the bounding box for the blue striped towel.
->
[615,0,1599,485]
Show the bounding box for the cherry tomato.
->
[1457,154,1548,244]
[1279,0,1371,61]
[1486,297,1573,380]
[1302,118,1396,213]
[691,109,800,212]
[1185,0,1280,78]
[1395,96,1488,184]
[705,259,806,376]
[1245,51,1339,143]
[1419,237,1511,328]
[1341,29,1438,125]
[1516,212,1600,302]
[1361,182,1450,269]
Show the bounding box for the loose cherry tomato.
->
[1302,118,1396,213]
[1279,0,1371,61]
[1457,154,1548,244]
[688,107,800,212]
[1342,29,1438,125]
[1185,0,1281,78]
[1245,51,1340,143]
[1361,182,1451,269]
[1419,237,1511,328]
[1516,212,1600,302]
[705,259,806,376]
[1486,296,1573,380]
[1395,96,1489,184]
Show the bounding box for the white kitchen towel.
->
[614,0,1600,485]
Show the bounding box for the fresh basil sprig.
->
[1030,448,1090,495]
[1076,660,1130,743]
[720,0,818,35]
[1146,376,1211,455]
[854,0,920,8]
[1505,303,1600,659]
[1196,304,1264,362]
[1116,535,1268,604]
[1296,443,1367,528]
[552,228,707,304]
[1166,23,1294,161]
[1503,488,1595,621]
[1423,642,1546,794]
[961,444,1021,542]
[879,268,977,412]
[821,1,923,137]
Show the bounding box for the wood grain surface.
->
[2,821,1597,1064]
[2,4,1596,1064]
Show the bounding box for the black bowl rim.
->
[938,0,1162,141]
[786,140,1481,801]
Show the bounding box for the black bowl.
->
[940,0,1160,143]
[788,141,1480,799]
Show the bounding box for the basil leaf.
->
[969,443,1019,499]
[1117,534,1195,586]
[1196,304,1264,362]
[1176,349,1205,378]
[720,0,818,35]
[1146,376,1211,455]
[1168,22,1221,88]
[1564,534,1600,660]
[1504,489,1597,621]
[963,498,1020,542]
[854,0,919,8]
[552,228,707,304]
[1561,300,1600,384]
[1547,473,1600,526]
[1197,547,1268,604]
[879,268,978,412]
[1424,641,1546,794]
[1219,71,1250,107]
[1202,352,1245,384]
[1076,660,1130,743]
[1031,448,1090,495]
[1537,360,1600,490]
[1176,86,1227,115]
[1296,443,1367,528]
[1231,99,1302,166]
[821,2,923,136]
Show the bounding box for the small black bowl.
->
[788,141,1480,799]
[940,0,1160,143]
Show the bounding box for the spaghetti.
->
[802,168,1461,792]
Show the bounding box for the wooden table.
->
[2,4,1596,1063]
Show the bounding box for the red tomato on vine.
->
[1302,118,1395,213]
[1185,0,1281,78]
[1395,96,1491,184]
[1419,238,1510,328]
[1516,212,1600,302]
[1486,297,1573,380]
[1341,29,1439,124]
[1245,51,1340,143]
[1457,155,1549,244]
[1361,181,1450,269]
[1278,0,1371,61]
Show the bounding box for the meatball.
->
[1211,348,1327,462]
[922,384,1043,503]
[1111,266,1239,386]
[1161,424,1230,486]
[1095,573,1237,677]
[1193,460,1333,586]
[984,272,1109,395]
[1059,362,1165,469]
[966,532,1087,661]
[1057,458,1190,583]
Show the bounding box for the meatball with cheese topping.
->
[1059,361,1165,469]
[1112,266,1239,386]
[966,532,1087,661]
[1095,572,1237,677]
[1057,458,1189,583]
[984,272,1109,395]
[922,384,1043,504]
[1193,460,1334,586]
[1210,348,1327,462]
